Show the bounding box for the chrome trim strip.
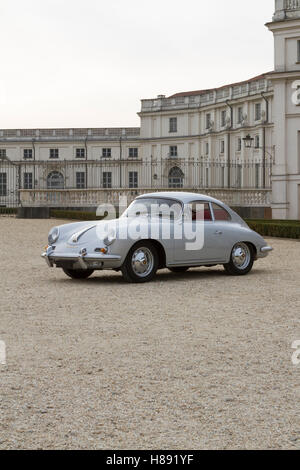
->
[41,249,121,269]
[71,225,97,243]
[48,253,121,261]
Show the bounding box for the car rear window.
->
[211,203,231,221]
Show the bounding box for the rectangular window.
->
[129,171,138,188]
[237,107,243,124]
[49,148,59,159]
[23,149,33,159]
[129,148,138,158]
[237,137,242,152]
[0,149,6,159]
[221,110,226,127]
[169,117,177,133]
[220,140,225,154]
[102,148,111,158]
[0,172,7,196]
[169,146,178,157]
[255,135,260,149]
[103,172,112,189]
[76,172,85,189]
[76,148,85,159]
[205,143,209,155]
[255,103,262,121]
[23,172,33,190]
[206,113,211,129]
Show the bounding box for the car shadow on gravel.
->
[47,267,270,285]
[152,267,270,283]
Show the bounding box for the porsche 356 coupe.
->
[42,192,273,283]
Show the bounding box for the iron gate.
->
[0,158,20,214]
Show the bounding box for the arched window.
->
[47,171,64,189]
[168,166,184,188]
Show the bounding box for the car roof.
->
[136,191,225,205]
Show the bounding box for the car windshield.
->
[122,198,182,220]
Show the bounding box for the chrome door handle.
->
[215,231,223,235]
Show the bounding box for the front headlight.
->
[48,226,60,245]
[103,229,116,246]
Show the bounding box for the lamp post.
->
[242,134,255,149]
[243,134,274,159]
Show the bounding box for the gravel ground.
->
[0,217,299,450]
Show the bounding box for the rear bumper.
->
[260,246,273,253]
[258,245,273,259]
[41,248,122,270]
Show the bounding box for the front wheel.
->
[121,242,159,283]
[63,268,94,279]
[223,242,254,276]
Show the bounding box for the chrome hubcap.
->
[131,247,154,278]
[232,243,251,270]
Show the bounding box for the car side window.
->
[211,203,231,221]
[188,202,212,221]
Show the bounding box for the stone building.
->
[0,0,299,219]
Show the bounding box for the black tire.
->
[168,267,190,273]
[223,242,254,276]
[121,241,159,283]
[63,268,94,279]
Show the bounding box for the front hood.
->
[55,220,98,241]
[55,215,171,251]
[63,218,115,246]
[64,217,135,246]
[66,215,168,246]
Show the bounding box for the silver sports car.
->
[42,192,273,283]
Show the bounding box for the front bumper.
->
[41,247,122,270]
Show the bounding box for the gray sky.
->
[0,0,274,129]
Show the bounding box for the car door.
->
[209,202,234,262]
[173,201,231,263]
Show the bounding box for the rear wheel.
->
[121,241,159,283]
[168,267,190,273]
[223,242,254,276]
[63,268,94,279]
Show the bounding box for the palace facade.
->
[0,0,300,219]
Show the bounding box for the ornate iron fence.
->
[0,158,272,208]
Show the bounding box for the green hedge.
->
[245,219,300,239]
[50,209,105,221]
[0,207,17,215]
[247,218,300,226]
